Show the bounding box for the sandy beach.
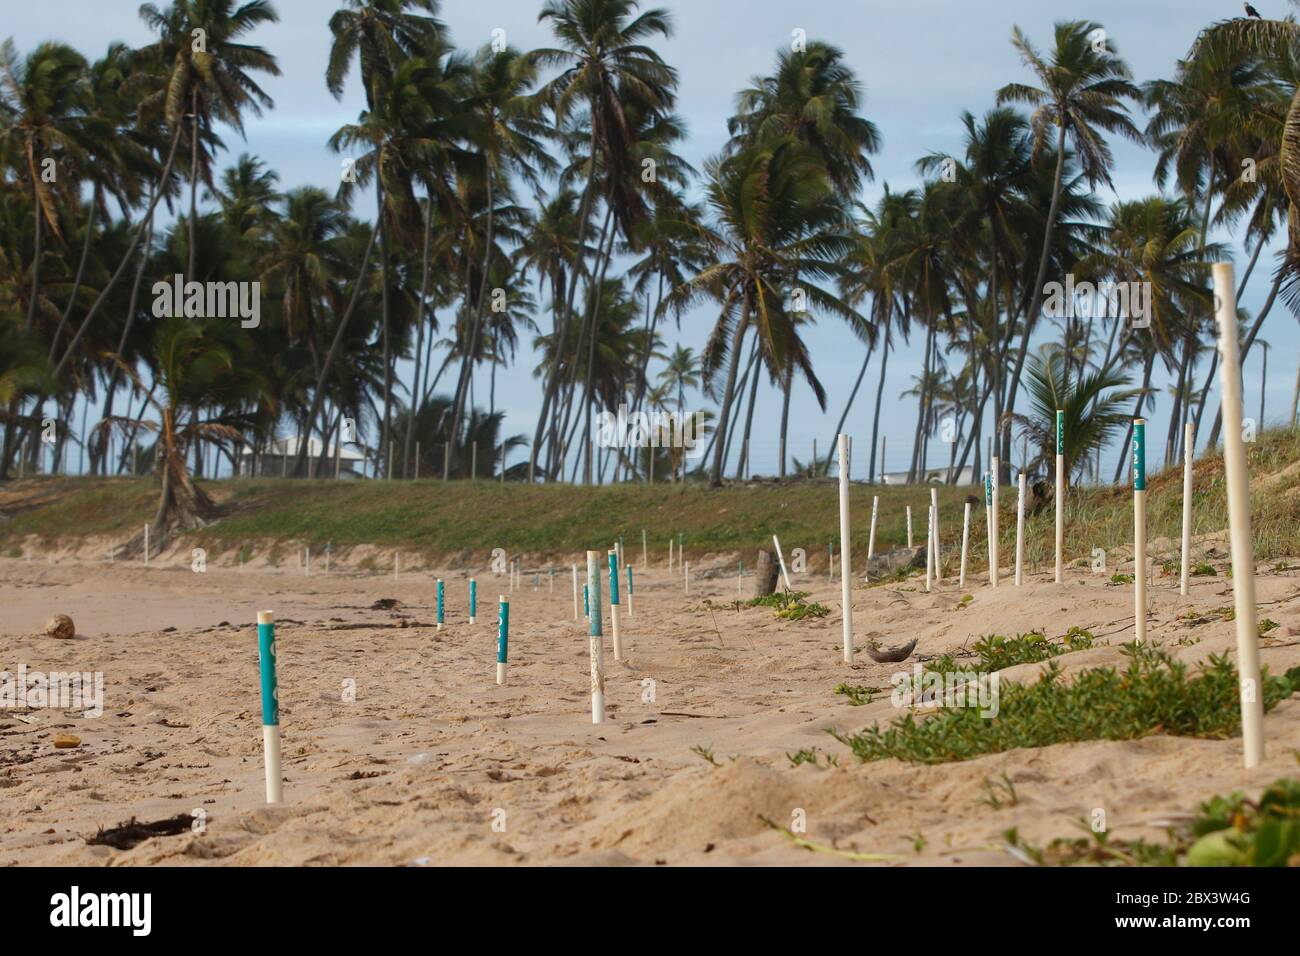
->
[2,540,1297,866]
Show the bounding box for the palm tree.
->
[657,343,698,418]
[1011,344,1138,486]
[667,140,856,487]
[444,44,554,478]
[527,0,677,481]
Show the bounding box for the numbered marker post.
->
[496,596,509,685]
[1133,419,1147,644]
[1213,262,1265,768]
[608,549,623,662]
[469,578,477,625]
[1055,410,1065,585]
[626,564,634,617]
[256,610,282,804]
[1180,422,1193,597]
[983,474,993,587]
[586,550,605,724]
[583,583,590,621]
[837,433,853,663]
[436,578,444,631]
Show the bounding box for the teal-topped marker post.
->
[586,550,605,724]
[469,577,477,625]
[1133,419,1147,643]
[983,474,993,587]
[608,548,623,661]
[496,595,509,685]
[436,578,445,631]
[256,610,282,804]
[626,564,634,617]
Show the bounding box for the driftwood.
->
[866,637,918,663]
[87,814,196,850]
[753,548,780,598]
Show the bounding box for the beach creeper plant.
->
[831,645,1300,765]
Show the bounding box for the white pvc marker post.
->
[641,529,647,567]
[143,523,149,566]
[1133,419,1148,644]
[684,560,689,594]
[1213,261,1265,768]
[586,550,605,724]
[1055,409,1065,585]
[1015,472,1027,587]
[924,506,933,593]
[608,549,623,662]
[906,506,913,549]
[991,458,1001,588]
[868,496,878,580]
[668,537,673,572]
[772,535,793,592]
[1180,421,1194,597]
[930,486,941,582]
[837,434,853,664]
[959,501,971,589]
[256,610,282,804]
[572,563,579,621]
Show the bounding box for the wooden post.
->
[833,434,853,664]
[1213,261,1265,767]
[959,501,971,589]
[1133,419,1147,644]
[586,550,605,724]
[256,610,282,804]
[1015,472,1026,586]
[1055,409,1064,584]
[1180,421,1193,597]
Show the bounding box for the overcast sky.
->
[10,0,1295,479]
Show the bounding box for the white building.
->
[238,437,367,478]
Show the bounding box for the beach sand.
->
[1,540,1298,866]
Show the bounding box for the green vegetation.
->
[970,628,1095,671]
[831,646,1300,765]
[1006,777,1300,867]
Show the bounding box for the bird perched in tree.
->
[1244,2,1263,17]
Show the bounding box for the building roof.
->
[239,437,366,461]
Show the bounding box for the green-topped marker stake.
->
[608,549,623,661]
[983,474,993,586]
[469,578,477,625]
[991,457,1001,588]
[1133,418,1147,643]
[436,578,444,631]
[626,564,634,618]
[583,583,589,621]
[1055,409,1065,585]
[586,550,605,724]
[496,595,509,685]
[256,610,282,804]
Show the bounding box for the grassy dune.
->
[2,429,1299,568]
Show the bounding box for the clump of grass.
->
[1108,572,1134,585]
[831,646,1300,765]
[1191,563,1216,576]
[1259,618,1280,636]
[748,590,828,621]
[971,628,1095,672]
[786,747,838,768]
[1006,777,1300,867]
[834,683,882,706]
[979,772,1020,810]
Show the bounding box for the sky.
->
[9,0,1297,481]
